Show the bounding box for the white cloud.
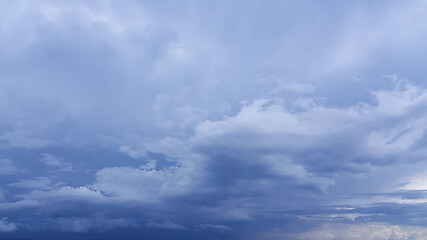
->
[189,80,427,196]
[297,213,380,222]
[92,165,196,202]
[194,98,364,141]
[374,79,427,116]
[139,159,156,170]
[274,223,427,240]
[119,145,146,159]
[396,170,427,191]
[21,186,105,203]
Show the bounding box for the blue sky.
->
[2,1,427,239]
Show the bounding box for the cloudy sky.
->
[2,0,427,239]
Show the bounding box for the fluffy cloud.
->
[92,165,196,202]
[10,79,427,227]
[192,80,427,186]
[3,80,427,239]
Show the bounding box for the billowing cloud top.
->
[2,1,427,239]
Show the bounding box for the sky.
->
[2,0,427,239]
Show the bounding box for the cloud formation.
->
[0,218,17,232]
[2,0,427,239]
[284,223,427,240]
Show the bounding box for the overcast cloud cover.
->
[3,0,427,239]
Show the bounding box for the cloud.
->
[197,224,232,232]
[398,174,427,191]
[192,79,427,178]
[0,188,5,202]
[3,1,427,239]
[4,80,427,239]
[0,131,51,149]
[145,220,187,230]
[119,145,146,159]
[0,200,41,211]
[9,177,60,190]
[92,165,196,202]
[21,186,105,203]
[55,217,136,233]
[40,154,75,172]
[277,223,427,240]
[0,218,17,232]
[255,75,316,94]
[8,79,425,229]
[0,159,21,175]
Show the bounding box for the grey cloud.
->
[3,1,427,239]
[92,165,197,203]
[192,80,427,179]
[145,220,187,230]
[41,154,75,172]
[9,177,60,190]
[0,159,22,175]
[0,200,41,211]
[20,186,105,203]
[0,218,17,232]
[0,131,51,149]
[119,145,146,159]
[55,217,137,233]
[197,224,232,232]
[0,188,5,202]
[6,80,427,238]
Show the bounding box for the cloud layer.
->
[2,0,427,239]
